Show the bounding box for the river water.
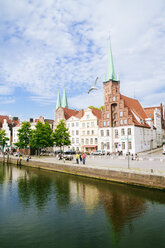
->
[0,163,165,248]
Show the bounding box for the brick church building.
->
[98,42,165,154]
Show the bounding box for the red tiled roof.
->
[63,108,79,120]
[91,108,101,119]
[45,119,54,124]
[121,95,148,120]
[144,107,160,118]
[144,106,162,127]
[120,95,151,128]
[75,109,84,118]
[0,115,19,128]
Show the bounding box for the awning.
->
[83,145,97,148]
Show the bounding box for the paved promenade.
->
[1,149,165,190]
[26,148,165,176]
[1,148,165,176]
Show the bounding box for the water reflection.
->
[1,163,165,245]
[18,175,52,209]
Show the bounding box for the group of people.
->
[131,153,139,161]
[76,153,86,165]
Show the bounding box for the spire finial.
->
[62,88,68,108]
[56,91,61,109]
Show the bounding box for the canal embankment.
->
[1,155,165,190]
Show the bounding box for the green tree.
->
[30,121,54,156]
[0,129,9,152]
[53,120,71,152]
[88,105,105,110]
[15,122,32,152]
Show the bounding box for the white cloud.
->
[0,0,164,110]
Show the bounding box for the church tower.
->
[100,41,120,128]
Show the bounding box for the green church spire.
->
[107,40,116,81]
[56,91,61,109]
[62,88,68,108]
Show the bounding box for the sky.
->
[0,0,165,121]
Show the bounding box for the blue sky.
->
[0,0,165,120]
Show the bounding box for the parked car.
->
[63,153,73,161]
[92,150,105,155]
[163,144,165,155]
[65,150,76,155]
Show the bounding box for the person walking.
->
[79,153,82,163]
[76,153,79,164]
[82,153,86,165]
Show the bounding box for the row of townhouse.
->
[0,116,20,150]
[54,43,165,155]
[55,99,164,155]
[0,116,54,151]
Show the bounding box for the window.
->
[91,122,94,127]
[107,142,110,149]
[68,123,70,127]
[95,138,98,144]
[114,121,117,127]
[83,131,85,135]
[90,138,93,144]
[81,139,84,144]
[82,123,85,128]
[101,142,104,149]
[106,130,110,136]
[86,138,89,144]
[76,138,79,144]
[124,119,127,124]
[107,113,109,118]
[115,129,118,138]
[101,130,104,136]
[128,141,132,150]
[104,121,106,126]
[120,111,123,117]
[113,96,115,101]
[87,122,90,128]
[122,142,125,149]
[121,128,125,136]
[72,138,75,144]
[120,120,123,125]
[107,121,110,126]
[76,130,79,135]
[72,130,74,135]
[87,115,89,119]
[91,130,94,135]
[87,130,90,135]
[128,128,131,135]
[76,122,79,127]
[72,123,74,127]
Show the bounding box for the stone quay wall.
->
[1,156,165,191]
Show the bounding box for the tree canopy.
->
[15,122,32,149]
[53,120,71,150]
[88,105,105,111]
[30,121,54,155]
[0,129,9,147]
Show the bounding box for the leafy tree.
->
[88,105,105,110]
[53,120,71,152]
[15,122,32,150]
[30,121,54,156]
[0,129,9,152]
